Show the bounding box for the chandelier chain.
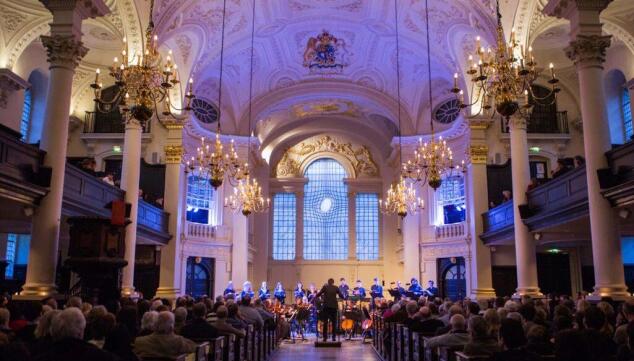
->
[217,0,228,133]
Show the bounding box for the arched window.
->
[272,193,296,260]
[186,175,216,225]
[20,88,32,141]
[303,158,348,260]
[623,87,632,141]
[436,175,465,225]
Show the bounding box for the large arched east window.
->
[436,175,466,225]
[186,175,216,225]
[303,158,349,260]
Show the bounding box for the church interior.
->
[0,0,634,360]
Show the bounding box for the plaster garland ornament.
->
[565,34,612,67]
[274,135,379,178]
[41,34,88,69]
[0,69,30,109]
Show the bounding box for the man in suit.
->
[425,280,439,298]
[180,303,218,341]
[317,278,342,342]
[134,311,197,359]
[212,306,246,338]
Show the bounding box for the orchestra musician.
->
[240,281,255,299]
[307,283,318,303]
[370,277,383,308]
[339,278,350,300]
[224,281,235,298]
[274,282,286,304]
[316,278,341,342]
[408,278,423,298]
[258,281,270,301]
[353,280,366,298]
[294,282,305,300]
[392,281,405,301]
[424,280,439,297]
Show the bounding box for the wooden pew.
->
[195,342,210,361]
[234,333,246,361]
[454,352,490,361]
[402,326,411,361]
[141,356,187,361]
[210,336,225,361]
[223,334,235,361]
[395,324,404,361]
[246,325,254,361]
[438,346,463,361]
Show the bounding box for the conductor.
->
[316,278,341,342]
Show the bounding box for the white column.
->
[120,120,143,297]
[466,144,496,299]
[402,212,421,281]
[20,0,108,299]
[155,140,185,301]
[348,191,356,260]
[231,207,249,286]
[509,116,541,297]
[545,0,629,299]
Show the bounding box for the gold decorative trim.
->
[160,119,185,130]
[469,145,488,164]
[275,135,378,178]
[469,118,493,130]
[292,100,359,118]
[164,145,184,164]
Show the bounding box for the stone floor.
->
[271,336,381,361]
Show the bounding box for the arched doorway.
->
[437,257,466,301]
[185,257,214,298]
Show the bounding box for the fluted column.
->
[402,211,420,281]
[466,143,496,299]
[20,0,108,299]
[545,0,629,300]
[120,119,143,297]
[509,116,541,297]
[155,134,186,301]
[231,206,249,287]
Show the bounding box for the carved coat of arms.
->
[302,30,349,73]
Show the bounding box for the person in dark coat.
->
[316,278,342,342]
[180,303,218,341]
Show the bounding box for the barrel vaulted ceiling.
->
[0,0,633,140]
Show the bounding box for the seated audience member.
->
[466,302,480,320]
[384,302,408,323]
[104,306,138,361]
[424,314,469,349]
[15,301,42,345]
[574,155,585,168]
[436,305,464,335]
[66,296,83,309]
[102,173,115,186]
[403,302,420,328]
[616,300,634,346]
[582,306,617,360]
[138,311,158,337]
[133,311,196,359]
[253,299,275,330]
[238,296,264,330]
[226,302,247,330]
[0,308,12,338]
[525,325,553,356]
[212,306,246,338]
[180,303,218,341]
[411,306,444,334]
[33,307,117,361]
[483,308,501,339]
[551,159,570,178]
[492,318,540,361]
[463,316,501,356]
[617,322,634,361]
[173,307,187,334]
[87,313,116,349]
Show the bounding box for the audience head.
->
[140,310,159,332]
[420,306,431,319]
[227,302,239,317]
[35,309,60,339]
[215,295,225,303]
[406,301,418,317]
[484,308,500,329]
[449,314,466,331]
[155,311,175,335]
[51,307,86,341]
[504,300,519,312]
[328,278,334,285]
[583,306,606,331]
[448,304,463,317]
[174,307,187,324]
[192,303,207,319]
[90,312,116,340]
[0,308,9,328]
[499,318,526,350]
[467,302,480,317]
[527,325,547,343]
[469,316,489,339]
[241,296,252,306]
[518,303,536,322]
[216,306,229,319]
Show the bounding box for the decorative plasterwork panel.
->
[420,241,469,262]
[291,99,360,119]
[274,135,378,178]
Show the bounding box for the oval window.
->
[320,197,334,213]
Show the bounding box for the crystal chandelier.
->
[379,177,425,218]
[183,0,247,189]
[90,0,193,125]
[402,0,465,191]
[379,0,424,218]
[450,0,560,122]
[224,0,270,216]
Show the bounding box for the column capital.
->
[40,0,110,38]
[543,0,612,19]
[41,35,88,70]
[0,69,30,109]
[160,118,185,130]
[565,34,612,67]
[469,144,488,164]
[508,115,528,131]
[165,145,184,164]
